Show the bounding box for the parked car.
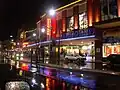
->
[65,53,86,65]
[65,54,85,60]
[107,54,120,64]
[102,54,120,69]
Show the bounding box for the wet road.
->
[15,63,120,90]
[8,59,120,90]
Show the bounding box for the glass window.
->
[79,12,88,30]
[100,0,118,21]
[67,16,74,32]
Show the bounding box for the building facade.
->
[31,0,120,67]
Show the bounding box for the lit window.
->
[100,0,118,21]
[79,12,88,30]
[67,16,74,32]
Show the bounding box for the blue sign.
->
[103,36,120,43]
[61,28,95,39]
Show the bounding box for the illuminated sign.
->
[23,42,29,45]
[23,42,29,47]
[61,28,95,39]
[20,31,26,39]
[51,17,57,38]
[103,36,120,43]
[47,18,51,40]
[79,12,88,29]
[67,16,74,32]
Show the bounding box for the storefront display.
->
[103,44,120,57]
[67,16,74,32]
[60,44,94,57]
[79,12,88,29]
[103,29,120,57]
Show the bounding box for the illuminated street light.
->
[20,57,23,60]
[33,33,36,37]
[21,53,24,57]
[17,42,20,45]
[10,35,13,38]
[16,54,19,57]
[49,8,55,16]
[41,28,45,33]
[11,39,14,42]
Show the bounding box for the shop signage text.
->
[103,36,120,43]
[61,28,95,39]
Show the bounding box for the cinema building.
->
[27,0,120,67]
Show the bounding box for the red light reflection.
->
[62,82,66,90]
[74,86,78,90]
[21,63,28,71]
[52,80,55,90]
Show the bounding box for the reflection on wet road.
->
[21,65,120,90]
[9,59,120,90]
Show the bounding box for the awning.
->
[27,35,95,47]
[59,35,95,42]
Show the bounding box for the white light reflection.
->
[32,78,37,85]
[41,83,45,88]
[70,72,73,75]
[81,74,84,77]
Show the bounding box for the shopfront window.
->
[44,47,49,63]
[67,16,74,32]
[100,0,118,21]
[79,12,88,30]
[103,44,120,57]
[60,44,94,57]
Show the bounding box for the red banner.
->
[51,17,57,38]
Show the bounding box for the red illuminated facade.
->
[36,0,120,67]
[51,16,57,38]
[36,0,107,40]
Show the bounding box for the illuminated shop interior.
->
[60,39,95,56]
[103,43,120,57]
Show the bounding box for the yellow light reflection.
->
[46,78,50,90]
[22,63,26,67]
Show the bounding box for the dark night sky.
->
[0,0,74,41]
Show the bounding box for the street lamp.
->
[48,8,60,64]
[33,33,36,37]
[41,28,45,33]
[17,42,20,45]
[49,8,56,16]
[10,35,13,38]
[11,39,14,42]
[33,32,39,71]
[38,28,46,64]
